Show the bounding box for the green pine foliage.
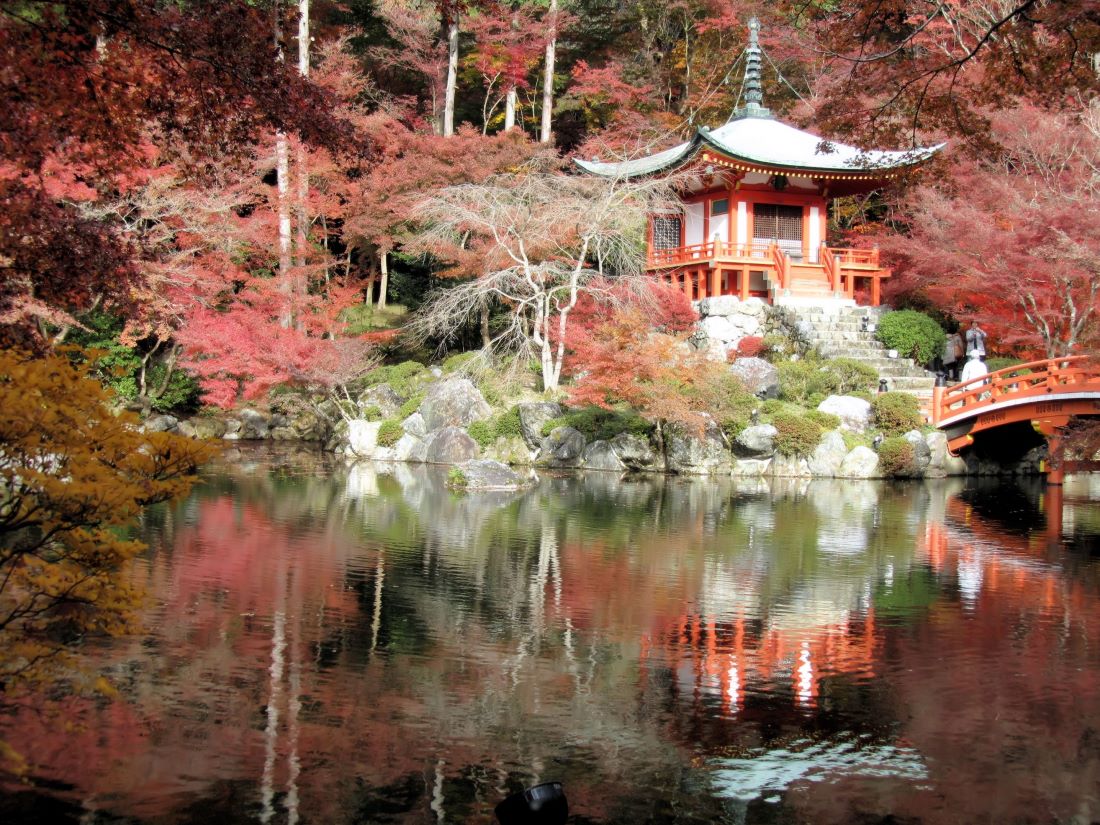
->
[877,436,916,477]
[771,413,824,457]
[377,419,404,447]
[871,392,923,435]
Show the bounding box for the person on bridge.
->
[960,350,989,386]
[965,320,988,359]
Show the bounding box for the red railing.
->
[933,356,1100,426]
[647,241,773,267]
[821,245,839,293]
[769,242,790,291]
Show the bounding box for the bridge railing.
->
[933,355,1100,425]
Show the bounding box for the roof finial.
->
[732,17,772,120]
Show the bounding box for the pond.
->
[3,445,1100,824]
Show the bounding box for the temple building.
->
[576,19,942,307]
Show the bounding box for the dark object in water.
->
[494,782,568,824]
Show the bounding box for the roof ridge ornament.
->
[732,17,772,121]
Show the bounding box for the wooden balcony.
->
[646,242,891,305]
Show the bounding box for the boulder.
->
[582,440,626,472]
[269,426,298,441]
[359,384,404,416]
[609,432,662,472]
[420,379,492,432]
[736,297,768,315]
[402,412,428,438]
[394,433,427,463]
[698,295,741,316]
[178,417,226,440]
[483,435,535,466]
[924,430,949,477]
[238,408,270,440]
[903,430,932,476]
[222,418,242,439]
[269,413,290,428]
[769,453,812,478]
[143,414,178,433]
[291,410,326,441]
[540,426,586,467]
[454,459,533,491]
[734,424,778,458]
[837,445,880,479]
[346,420,381,458]
[808,430,847,477]
[664,416,732,475]
[699,315,739,345]
[817,395,872,433]
[423,426,480,464]
[517,402,564,450]
[728,357,780,399]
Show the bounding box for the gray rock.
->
[903,430,932,476]
[394,433,427,463]
[699,315,739,344]
[269,413,290,428]
[238,408,270,440]
[420,379,492,432]
[402,412,428,438]
[143,414,178,433]
[769,453,812,478]
[346,420,381,457]
[817,395,872,433]
[582,440,626,472]
[359,384,404,416]
[728,357,780,399]
[423,426,480,464]
[698,295,741,316]
[483,435,535,466]
[178,417,227,440]
[269,426,297,441]
[517,402,564,450]
[454,459,532,490]
[837,445,880,478]
[291,410,325,441]
[808,430,847,477]
[924,430,950,477]
[664,416,732,475]
[608,432,662,471]
[541,426,586,467]
[734,424,778,458]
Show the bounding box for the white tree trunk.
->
[378,250,389,310]
[505,86,517,131]
[443,18,459,137]
[294,0,310,327]
[274,3,293,328]
[540,0,557,144]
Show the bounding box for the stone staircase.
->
[788,305,938,416]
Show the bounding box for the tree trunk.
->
[443,17,459,137]
[539,0,557,144]
[504,86,517,131]
[378,250,389,310]
[480,303,491,349]
[274,4,293,328]
[295,0,310,292]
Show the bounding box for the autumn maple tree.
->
[882,102,1100,358]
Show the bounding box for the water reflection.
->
[2,447,1100,824]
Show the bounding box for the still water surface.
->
[4,445,1100,823]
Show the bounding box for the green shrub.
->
[771,413,824,457]
[396,393,423,420]
[447,467,468,488]
[829,358,879,395]
[467,419,494,448]
[878,436,915,477]
[805,410,840,430]
[876,310,946,365]
[442,351,478,373]
[377,419,403,447]
[541,407,653,441]
[778,356,878,405]
[495,406,523,439]
[761,399,802,418]
[985,357,1027,374]
[363,361,427,398]
[871,392,922,435]
[361,404,383,421]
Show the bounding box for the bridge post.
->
[1033,417,1070,486]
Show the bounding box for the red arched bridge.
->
[932,356,1100,483]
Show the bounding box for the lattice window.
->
[652,216,682,250]
[753,204,803,258]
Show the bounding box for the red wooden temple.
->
[576,19,942,307]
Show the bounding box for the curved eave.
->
[573,137,702,179]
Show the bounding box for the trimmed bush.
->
[442,351,478,373]
[396,393,423,420]
[495,406,523,439]
[871,392,922,435]
[778,357,876,406]
[377,419,403,447]
[771,413,824,457]
[362,361,428,398]
[736,335,765,358]
[541,407,653,441]
[467,419,494,448]
[878,436,915,477]
[361,404,383,421]
[447,467,468,488]
[876,310,946,365]
[829,358,879,395]
[805,410,841,430]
